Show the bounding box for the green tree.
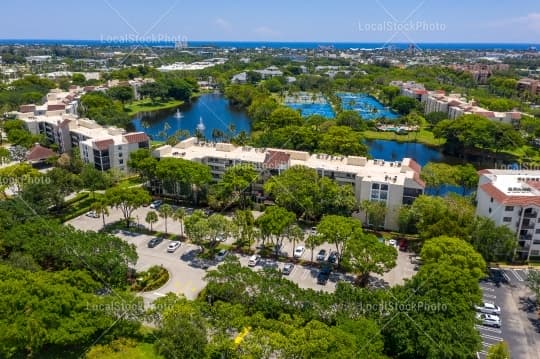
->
[425,111,447,126]
[107,86,134,104]
[526,270,540,305]
[154,298,208,359]
[267,106,303,129]
[256,206,296,256]
[342,230,397,286]
[391,95,418,115]
[232,209,256,249]
[159,204,174,234]
[213,164,259,209]
[317,215,362,265]
[0,162,40,193]
[469,217,516,262]
[306,234,324,262]
[486,341,511,359]
[207,214,231,251]
[336,110,366,131]
[81,163,112,198]
[184,210,210,248]
[71,73,86,85]
[381,85,401,103]
[105,186,151,227]
[173,207,186,237]
[145,210,158,231]
[420,162,458,194]
[319,125,367,156]
[421,236,486,280]
[91,199,109,227]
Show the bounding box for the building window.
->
[533,240,540,245]
[489,208,492,213]
[503,217,512,223]
[531,250,540,256]
[490,197,494,203]
[536,229,540,234]
[505,206,514,211]
[119,159,124,165]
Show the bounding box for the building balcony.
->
[524,211,538,218]
[522,223,535,229]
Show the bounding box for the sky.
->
[1,0,539,43]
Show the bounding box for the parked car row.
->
[475,302,502,328]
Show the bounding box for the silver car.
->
[476,313,501,328]
[475,302,501,315]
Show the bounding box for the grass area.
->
[125,99,183,116]
[116,176,144,189]
[499,145,540,163]
[60,192,106,222]
[362,129,445,147]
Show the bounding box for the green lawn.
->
[362,129,445,147]
[125,99,183,116]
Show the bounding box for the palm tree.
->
[287,224,304,258]
[145,211,158,232]
[159,204,173,234]
[91,200,109,227]
[173,207,186,237]
[359,200,372,226]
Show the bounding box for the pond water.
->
[366,139,443,166]
[130,94,251,141]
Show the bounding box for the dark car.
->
[316,249,327,261]
[317,266,331,285]
[399,239,408,251]
[282,263,294,275]
[147,237,164,248]
[327,251,338,264]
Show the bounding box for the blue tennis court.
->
[286,102,335,118]
[338,93,399,120]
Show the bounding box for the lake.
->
[367,139,443,166]
[130,93,251,141]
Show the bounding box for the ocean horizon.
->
[0,39,538,51]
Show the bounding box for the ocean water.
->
[0,39,538,51]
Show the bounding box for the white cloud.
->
[253,26,280,37]
[215,18,231,31]
[487,12,540,33]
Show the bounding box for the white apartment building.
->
[80,132,149,173]
[152,138,425,230]
[476,169,540,260]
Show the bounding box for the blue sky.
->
[1,0,539,43]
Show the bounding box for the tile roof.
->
[264,150,290,170]
[93,139,114,151]
[123,132,149,144]
[26,144,56,162]
[480,182,540,206]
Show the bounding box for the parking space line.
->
[502,271,511,282]
[476,325,502,334]
[153,292,166,297]
[480,333,503,341]
[511,269,523,282]
[480,286,495,292]
[301,269,310,280]
[483,294,497,299]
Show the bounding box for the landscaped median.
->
[361,129,444,147]
[125,99,184,116]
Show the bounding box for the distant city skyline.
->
[1,0,539,43]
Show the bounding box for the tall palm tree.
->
[145,211,158,232]
[91,200,109,227]
[159,204,173,234]
[173,207,186,237]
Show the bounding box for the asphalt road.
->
[477,268,540,359]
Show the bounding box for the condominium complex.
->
[517,78,540,97]
[152,138,426,230]
[448,63,510,84]
[391,80,522,125]
[16,88,149,172]
[476,169,540,260]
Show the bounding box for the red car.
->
[398,239,408,251]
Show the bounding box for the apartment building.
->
[391,80,522,125]
[152,138,425,230]
[476,169,540,260]
[80,132,149,172]
[449,63,510,84]
[517,78,540,97]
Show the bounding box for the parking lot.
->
[477,268,540,359]
[68,208,419,304]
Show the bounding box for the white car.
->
[293,246,305,258]
[388,239,397,246]
[149,200,162,209]
[167,241,181,253]
[475,302,501,315]
[248,254,261,267]
[85,210,99,218]
[476,313,501,328]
